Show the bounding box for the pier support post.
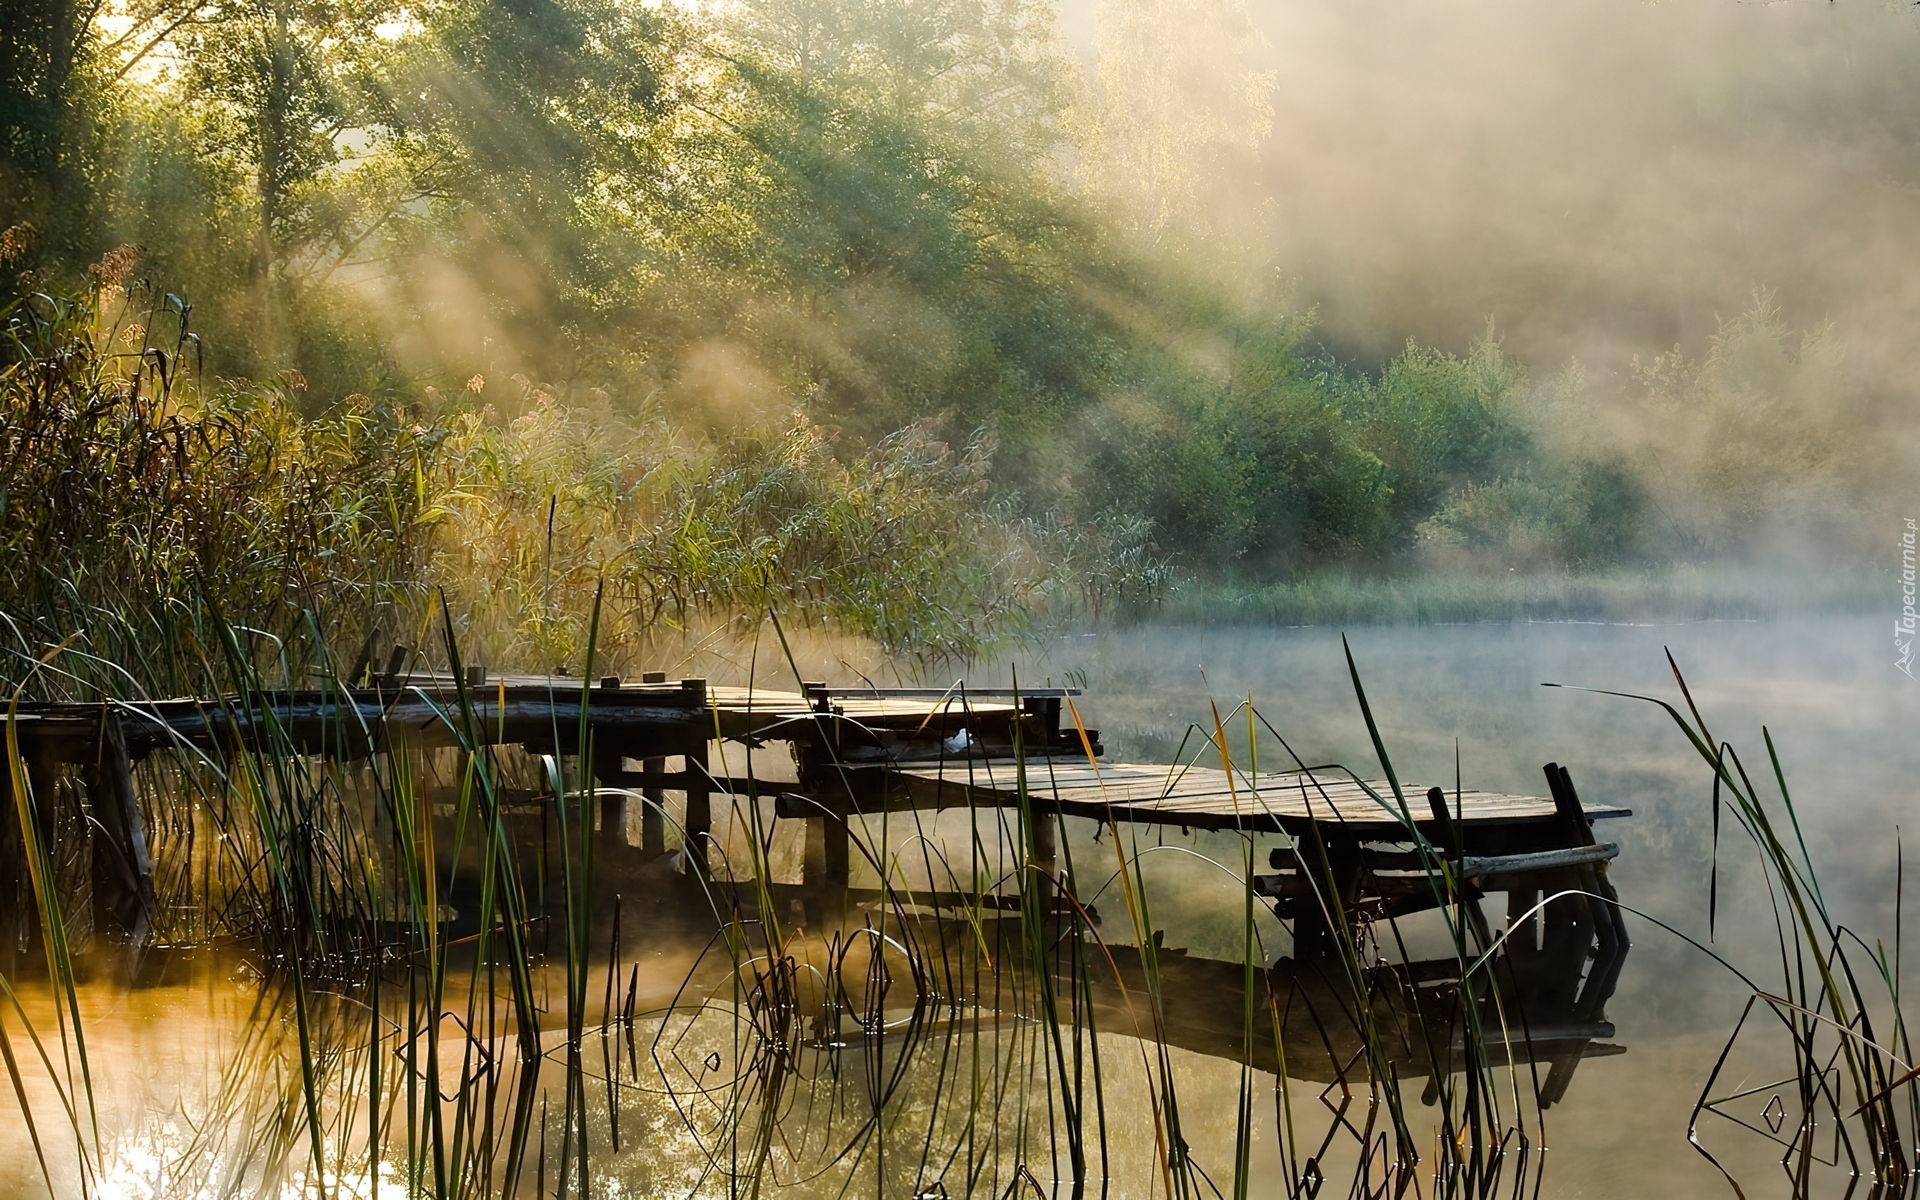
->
[3,755,63,960]
[1287,835,1358,959]
[1544,763,1629,1023]
[81,718,153,946]
[640,672,668,858]
[590,746,629,858]
[592,676,628,858]
[794,733,852,924]
[26,756,57,857]
[1030,809,1058,906]
[640,754,667,858]
[683,738,711,872]
[0,767,20,971]
[803,807,849,893]
[799,804,850,931]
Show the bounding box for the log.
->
[1461,841,1619,881]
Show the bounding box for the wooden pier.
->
[0,670,1633,1097]
[3,672,1629,1017]
[0,672,1081,939]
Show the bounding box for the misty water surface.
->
[4,615,1910,1199]
[1027,613,1917,1197]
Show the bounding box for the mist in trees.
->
[1,0,1905,607]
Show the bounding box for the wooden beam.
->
[683,738,711,873]
[81,717,152,947]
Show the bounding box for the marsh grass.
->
[0,608,1586,1199]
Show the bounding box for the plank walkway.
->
[892,760,1630,837]
[4,678,1043,760]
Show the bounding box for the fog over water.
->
[1028,614,1920,1195]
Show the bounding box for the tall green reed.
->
[13,609,1894,1200]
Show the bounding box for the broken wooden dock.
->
[3,672,1628,1014]
[0,668,1635,1098]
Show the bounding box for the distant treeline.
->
[0,0,1895,660]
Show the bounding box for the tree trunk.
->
[252,0,294,284]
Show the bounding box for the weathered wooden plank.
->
[5,681,1031,763]
[889,761,1629,836]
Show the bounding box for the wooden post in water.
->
[802,803,850,894]
[25,755,58,892]
[794,710,856,898]
[0,765,20,973]
[81,716,153,948]
[4,754,62,961]
[640,671,668,858]
[1030,807,1058,908]
[592,675,627,858]
[795,726,851,923]
[681,679,710,871]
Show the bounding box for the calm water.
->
[3,615,1911,1197]
[1041,614,1919,1198]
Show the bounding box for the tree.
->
[1075,0,1273,243]
[1,0,209,254]
[177,0,393,289]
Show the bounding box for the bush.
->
[0,269,1130,691]
[0,264,435,688]
[1415,461,1646,571]
[1345,329,1533,546]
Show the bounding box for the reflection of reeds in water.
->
[0,609,1907,1198]
[1551,657,1920,1195]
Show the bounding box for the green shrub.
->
[1345,328,1533,545]
[0,272,1134,691]
[1416,460,1646,570]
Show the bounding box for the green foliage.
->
[0,0,1899,632]
[1345,329,1533,542]
[1416,462,1646,570]
[0,277,1108,680]
[1076,313,1393,572]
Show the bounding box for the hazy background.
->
[1067,0,1920,385]
[4,0,1916,670]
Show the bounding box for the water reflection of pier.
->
[620,897,1628,1109]
[1070,928,1625,1103]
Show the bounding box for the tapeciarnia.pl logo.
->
[1900,518,1917,678]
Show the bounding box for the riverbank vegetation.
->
[1,0,1902,673]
